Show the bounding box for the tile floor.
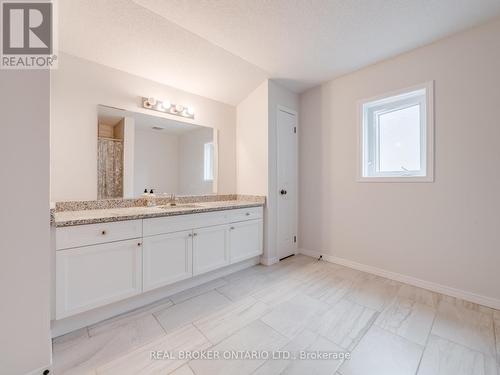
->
[52,255,500,375]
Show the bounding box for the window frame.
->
[203,142,214,182]
[357,81,434,183]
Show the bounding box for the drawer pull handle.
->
[193,233,198,237]
[137,242,142,247]
[230,226,235,230]
[188,233,192,237]
[101,230,107,235]
[245,212,250,216]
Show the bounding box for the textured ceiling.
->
[60,0,500,104]
[133,0,500,93]
[58,0,269,105]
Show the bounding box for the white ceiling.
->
[60,0,500,105]
[58,0,269,105]
[134,0,500,93]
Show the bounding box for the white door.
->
[56,239,142,319]
[229,219,263,263]
[143,230,193,292]
[277,107,298,260]
[192,224,230,275]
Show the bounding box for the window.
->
[359,82,434,182]
[203,142,214,181]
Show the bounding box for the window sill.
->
[357,175,434,183]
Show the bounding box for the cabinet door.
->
[143,230,193,292]
[192,224,230,276]
[229,219,263,264]
[56,239,142,319]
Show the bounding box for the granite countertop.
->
[54,199,264,227]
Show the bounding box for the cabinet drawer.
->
[56,220,142,250]
[227,207,263,223]
[143,211,230,237]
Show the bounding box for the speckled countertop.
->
[53,199,265,227]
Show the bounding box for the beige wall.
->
[178,127,215,195]
[51,53,236,202]
[236,80,299,262]
[299,18,500,305]
[134,129,179,196]
[123,117,135,198]
[236,80,269,196]
[0,71,51,373]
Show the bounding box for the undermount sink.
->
[158,203,201,210]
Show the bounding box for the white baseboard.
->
[24,364,51,375]
[260,256,279,266]
[298,248,500,310]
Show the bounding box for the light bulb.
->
[161,100,171,110]
[175,104,184,113]
[147,97,157,106]
[187,107,195,116]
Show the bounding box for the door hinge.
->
[293,235,297,243]
[293,127,297,134]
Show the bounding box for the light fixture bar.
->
[141,97,195,119]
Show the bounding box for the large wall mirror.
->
[97,105,218,199]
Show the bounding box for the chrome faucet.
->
[169,193,177,207]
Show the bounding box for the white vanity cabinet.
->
[55,239,142,319]
[142,230,193,292]
[229,219,263,264]
[192,224,230,276]
[55,206,263,319]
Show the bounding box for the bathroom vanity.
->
[50,104,268,336]
[53,199,264,320]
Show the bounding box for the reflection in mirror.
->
[97,105,217,199]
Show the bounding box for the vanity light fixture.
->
[142,97,195,119]
[161,100,171,110]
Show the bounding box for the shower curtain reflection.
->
[97,138,124,199]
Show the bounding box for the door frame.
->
[276,105,299,260]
